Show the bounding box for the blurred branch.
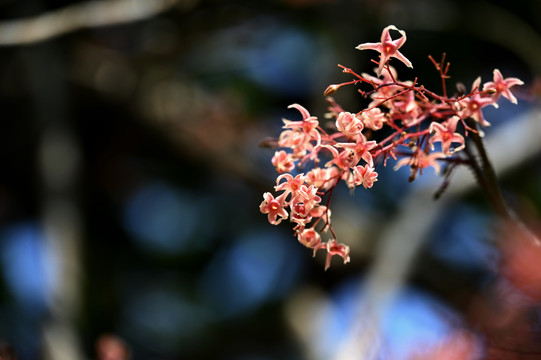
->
[21,22,85,358]
[0,0,182,46]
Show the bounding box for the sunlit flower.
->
[360,107,386,130]
[393,87,422,125]
[336,111,364,136]
[297,227,321,248]
[283,103,320,135]
[362,66,402,108]
[324,239,350,271]
[306,167,339,190]
[271,150,295,173]
[356,25,413,77]
[292,184,322,216]
[309,204,330,223]
[275,172,305,192]
[335,134,377,167]
[459,77,494,127]
[483,68,524,105]
[323,145,356,170]
[353,164,378,189]
[429,116,465,155]
[260,192,288,225]
[278,129,308,156]
[394,150,447,175]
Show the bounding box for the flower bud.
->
[324,84,340,96]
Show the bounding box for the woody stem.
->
[464,118,511,220]
[465,119,541,248]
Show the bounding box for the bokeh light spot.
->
[199,230,303,318]
[123,181,200,255]
[0,222,56,311]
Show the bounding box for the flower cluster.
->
[260,25,523,270]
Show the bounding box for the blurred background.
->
[0,0,540,359]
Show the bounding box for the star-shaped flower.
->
[356,25,413,77]
[394,149,447,175]
[459,77,494,127]
[483,68,524,105]
[335,134,377,167]
[260,192,288,225]
[353,164,378,189]
[282,103,319,134]
[429,116,465,155]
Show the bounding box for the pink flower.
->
[429,116,465,155]
[283,103,320,136]
[275,173,306,199]
[483,68,523,105]
[306,167,339,190]
[280,103,322,161]
[309,204,330,221]
[362,66,403,109]
[393,87,422,125]
[356,25,413,77]
[353,165,378,189]
[260,192,289,225]
[360,108,386,130]
[335,134,377,167]
[394,149,447,174]
[297,228,321,248]
[324,239,350,271]
[292,185,321,216]
[271,150,295,174]
[323,145,356,170]
[278,129,311,157]
[290,210,312,227]
[362,65,398,85]
[459,77,494,127]
[336,111,364,136]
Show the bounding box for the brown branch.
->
[0,0,182,45]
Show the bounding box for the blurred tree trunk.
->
[23,38,84,360]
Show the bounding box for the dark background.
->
[0,0,540,359]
